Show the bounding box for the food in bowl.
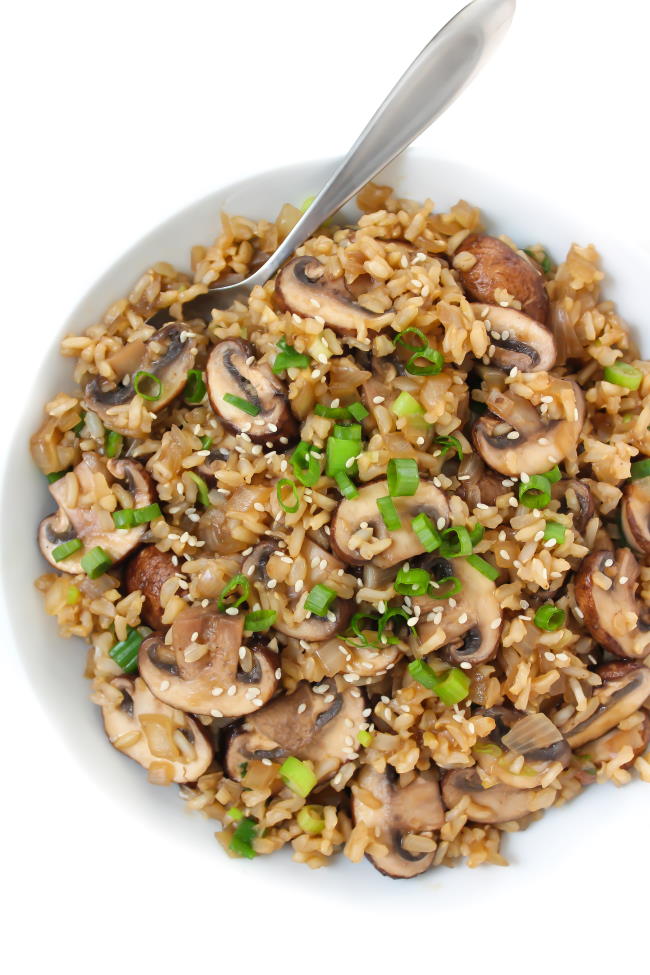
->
[31,181,650,878]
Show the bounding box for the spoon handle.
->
[249,0,515,287]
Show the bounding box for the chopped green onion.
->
[394,327,444,376]
[543,521,566,545]
[52,538,83,562]
[229,817,258,859]
[335,471,358,499]
[631,458,650,480]
[342,612,382,650]
[227,807,244,821]
[468,523,485,546]
[109,625,144,673]
[279,756,316,798]
[394,566,431,596]
[200,435,213,451]
[46,470,69,484]
[326,436,359,478]
[66,585,81,605]
[132,503,162,525]
[104,430,123,459]
[603,362,643,391]
[429,576,462,599]
[518,474,551,509]
[435,435,463,460]
[390,391,424,418]
[300,195,315,212]
[411,512,441,552]
[222,392,260,416]
[304,584,336,617]
[112,509,135,529]
[387,457,419,497]
[72,411,86,436]
[272,337,310,374]
[534,605,566,631]
[524,247,553,274]
[297,805,325,835]
[243,609,277,632]
[184,369,206,404]
[439,525,473,558]
[333,423,362,441]
[466,554,500,581]
[187,471,210,506]
[276,478,300,513]
[347,402,369,422]
[314,404,352,420]
[291,441,322,487]
[433,667,471,705]
[407,658,440,691]
[357,730,374,748]
[133,371,162,401]
[377,496,401,531]
[377,607,412,644]
[80,546,112,579]
[217,574,250,612]
[544,465,562,484]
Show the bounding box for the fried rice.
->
[31,181,650,878]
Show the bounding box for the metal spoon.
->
[147,0,515,327]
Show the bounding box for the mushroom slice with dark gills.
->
[242,538,354,641]
[441,769,540,825]
[351,766,444,879]
[473,706,571,790]
[473,304,556,372]
[223,680,365,784]
[206,338,297,444]
[560,663,650,750]
[621,475,650,554]
[124,545,177,629]
[38,453,155,573]
[473,377,585,477]
[457,234,549,323]
[274,256,383,337]
[331,480,450,568]
[413,555,501,665]
[84,324,200,437]
[101,676,213,784]
[551,478,595,534]
[138,606,279,717]
[574,548,650,660]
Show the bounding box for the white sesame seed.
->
[372,395,385,404]
[506,431,520,440]
[297,703,307,714]
[211,686,223,696]
[225,607,239,616]
[436,517,446,530]
[490,618,501,629]
[619,576,628,585]
[160,680,170,691]
[520,472,530,484]
[458,613,468,625]
[210,708,223,718]
[499,549,510,560]
[459,662,472,670]
[476,503,489,510]
[227,685,237,696]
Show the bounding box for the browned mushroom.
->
[441,769,538,825]
[38,453,155,573]
[331,479,450,568]
[458,234,549,323]
[275,256,384,336]
[574,549,650,659]
[560,663,650,748]
[84,324,200,436]
[586,713,650,768]
[413,555,501,665]
[138,606,279,717]
[206,338,297,444]
[474,304,556,372]
[351,766,444,879]
[124,545,177,629]
[552,478,595,534]
[222,680,365,783]
[101,676,213,783]
[473,378,585,477]
[621,475,650,554]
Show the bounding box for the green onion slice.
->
[433,667,471,705]
[391,391,424,418]
[276,478,300,513]
[518,475,551,509]
[132,503,162,525]
[223,392,260,416]
[217,574,250,612]
[184,369,206,404]
[435,435,463,460]
[72,411,86,436]
[200,435,213,451]
[109,626,145,673]
[66,585,81,605]
[429,576,462,599]
[334,471,359,499]
[297,805,325,835]
[227,807,244,821]
[377,607,412,644]
[314,404,352,420]
[377,496,401,531]
[46,470,69,484]
[272,337,310,374]
[524,247,553,274]
[387,457,419,497]
[394,327,444,376]
[229,817,258,859]
[439,525,473,558]
[333,423,362,441]
[544,465,562,484]
[80,546,112,579]
[304,584,336,617]
[291,441,322,487]
[543,521,566,545]
[279,756,316,798]
[187,471,211,506]
[631,458,650,480]
[394,566,430,596]
[104,430,123,459]
[603,362,643,390]
[357,730,373,748]
[326,437,359,478]
[468,523,485,546]
[133,371,162,401]
[52,538,83,562]
[347,402,369,422]
[112,509,135,529]
[407,658,440,691]
[411,512,441,552]
[465,554,500,581]
[243,609,277,632]
[534,605,566,631]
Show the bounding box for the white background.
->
[2,1,648,972]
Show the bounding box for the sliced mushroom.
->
[621,475,650,554]
[242,538,352,641]
[206,338,297,444]
[38,453,155,573]
[413,555,501,665]
[586,713,650,767]
[275,256,382,336]
[223,679,365,783]
[84,324,199,436]
[474,304,556,372]
[458,234,549,323]
[473,378,585,476]
[308,635,403,684]
[331,479,450,568]
[456,453,511,509]
[552,478,595,534]
[101,676,213,783]
[351,766,444,879]
[138,606,279,717]
[124,545,177,629]
[473,707,571,789]
[561,663,650,749]
[574,549,650,659]
[441,769,537,825]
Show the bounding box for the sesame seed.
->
[476,503,489,510]
[261,758,272,766]
[436,517,446,530]
[211,686,223,696]
[500,549,510,560]
[160,680,170,691]
[506,431,520,440]
[210,708,223,718]
[459,662,472,670]
[225,607,239,616]
[490,618,501,629]
[190,631,199,642]
[520,472,530,484]
[227,685,237,696]
[619,576,628,584]
[373,395,385,404]
[458,613,468,625]
[297,703,307,714]
[544,652,555,662]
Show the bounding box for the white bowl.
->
[5,152,649,907]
